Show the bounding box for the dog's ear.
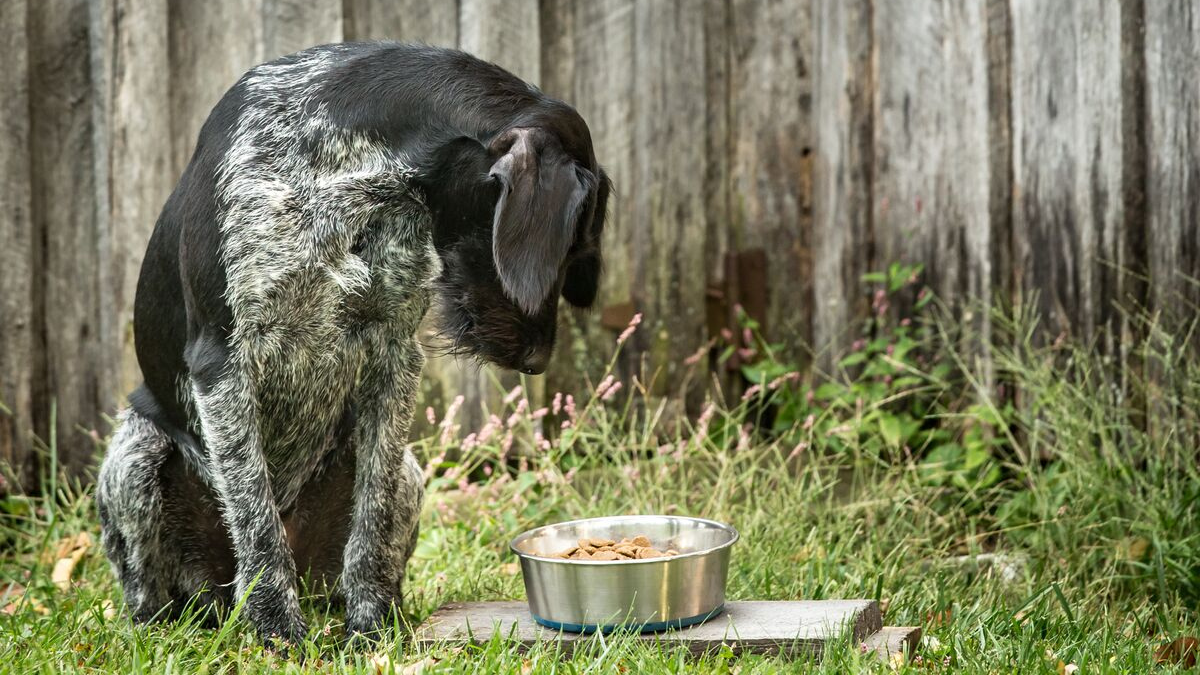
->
[561,169,609,309]
[489,127,592,315]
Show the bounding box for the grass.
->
[1,281,1199,673]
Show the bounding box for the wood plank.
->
[89,0,172,416]
[1010,0,1124,345]
[417,0,544,434]
[0,0,36,491]
[261,0,342,58]
[727,0,815,357]
[811,0,874,365]
[28,0,105,475]
[631,0,711,399]
[459,0,540,83]
[342,0,458,45]
[1144,0,1200,328]
[538,0,639,398]
[862,625,922,662]
[413,600,883,658]
[168,0,263,175]
[872,1,993,344]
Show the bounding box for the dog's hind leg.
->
[96,409,177,623]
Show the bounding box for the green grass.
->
[2,293,1199,673]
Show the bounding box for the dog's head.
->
[421,109,609,374]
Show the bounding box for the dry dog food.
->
[546,535,680,561]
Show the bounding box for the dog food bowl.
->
[509,515,738,633]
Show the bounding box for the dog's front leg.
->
[343,337,426,638]
[188,333,306,643]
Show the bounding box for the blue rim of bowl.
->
[508,515,739,565]
[532,605,725,634]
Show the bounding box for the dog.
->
[95,42,609,643]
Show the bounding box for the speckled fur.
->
[96,42,607,645]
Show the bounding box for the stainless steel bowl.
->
[509,515,738,633]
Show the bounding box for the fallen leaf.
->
[1155,636,1199,668]
[1056,661,1079,675]
[1123,537,1150,561]
[879,597,891,615]
[401,657,438,675]
[500,562,520,576]
[888,650,905,670]
[3,594,48,616]
[924,607,953,628]
[100,599,117,620]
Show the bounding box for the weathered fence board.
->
[872,0,994,328]
[261,0,342,58]
[28,0,106,476]
[539,0,639,399]
[727,0,815,350]
[3,0,1200,481]
[1144,0,1200,320]
[632,0,712,397]
[812,0,875,367]
[0,0,35,489]
[89,0,173,412]
[167,0,263,175]
[343,0,458,45]
[1010,0,1125,345]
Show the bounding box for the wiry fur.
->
[95,42,607,643]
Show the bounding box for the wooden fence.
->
[1,0,1197,486]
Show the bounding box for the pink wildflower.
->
[503,385,524,405]
[595,375,616,399]
[900,317,912,327]
[885,343,895,356]
[737,424,751,452]
[683,344,708,366]
[561,419,572,430]
[737,347,757,360]
[506,399,528,428]
[657,443,674,455]
[851,338,866,352]
[787,442,808,460]
[531,406,549,419]
[617,312,642,345]
[551,391,563,415]
[564,394,577,418]
[803,414,815,430]
[425,406,436,425]
[741,384,762,401]
[695,403,716,442]
[768,371,800,389]
[483,464,493,476]
[564,467,577,483]
[601,381,623,401]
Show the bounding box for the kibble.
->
[545,535,680,561]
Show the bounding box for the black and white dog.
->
[96,43,608,643]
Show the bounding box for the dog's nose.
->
[519,349,550,375]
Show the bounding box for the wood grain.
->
[872,0,994,358]
[167,0,262,175]
[1010,0,1125,345]
[727,0,815,357]
[342,0,458,44]
[632,0,711,398]
[28,0,106,474]
[89,0,172,416]
[0,0,35,490]
[262,0,342,58]
[811,0,874,366]
[414,600,883,658]
[1144,0,1200,323]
